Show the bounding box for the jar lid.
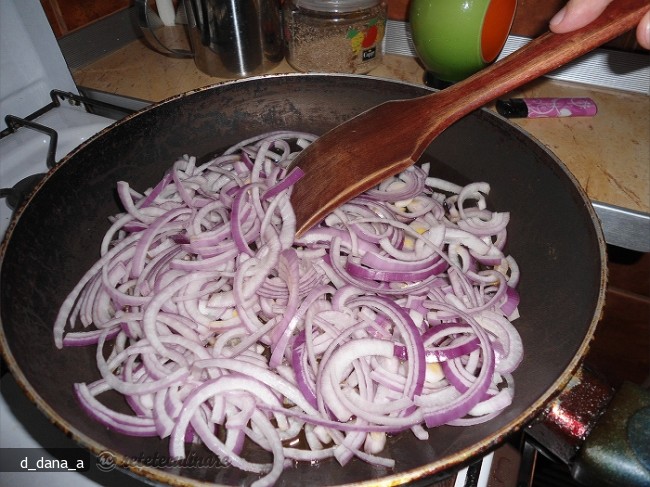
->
[295,0,382,13]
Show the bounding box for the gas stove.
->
[0,90,131,239]
[0,0,132,240]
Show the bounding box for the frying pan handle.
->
[572,381,650,486]
[527,367,650,486]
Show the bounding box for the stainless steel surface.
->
[136,0,283,78]
[593,202,650,253]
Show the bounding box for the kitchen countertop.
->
[72,37,649,250]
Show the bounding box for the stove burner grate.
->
[0,89,135,222]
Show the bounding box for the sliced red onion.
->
[54,131,522,484]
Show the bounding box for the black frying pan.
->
[0,74,608,485]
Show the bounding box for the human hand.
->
[549,0,650,49]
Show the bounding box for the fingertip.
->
[637,11,650,50]
[549,6,567,29]
[549,0,613,34]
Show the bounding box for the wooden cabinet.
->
[40,0,132,38]
[586,248,650,388]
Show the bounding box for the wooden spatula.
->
[288,0,649,237]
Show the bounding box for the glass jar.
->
[283,0,387,74]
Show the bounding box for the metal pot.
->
[0,74,644,486]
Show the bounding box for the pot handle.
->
[527,367,650,486]
[135,0,193,58]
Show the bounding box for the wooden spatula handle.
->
[433,0,650,125]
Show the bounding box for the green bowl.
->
[410,0,517,83]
